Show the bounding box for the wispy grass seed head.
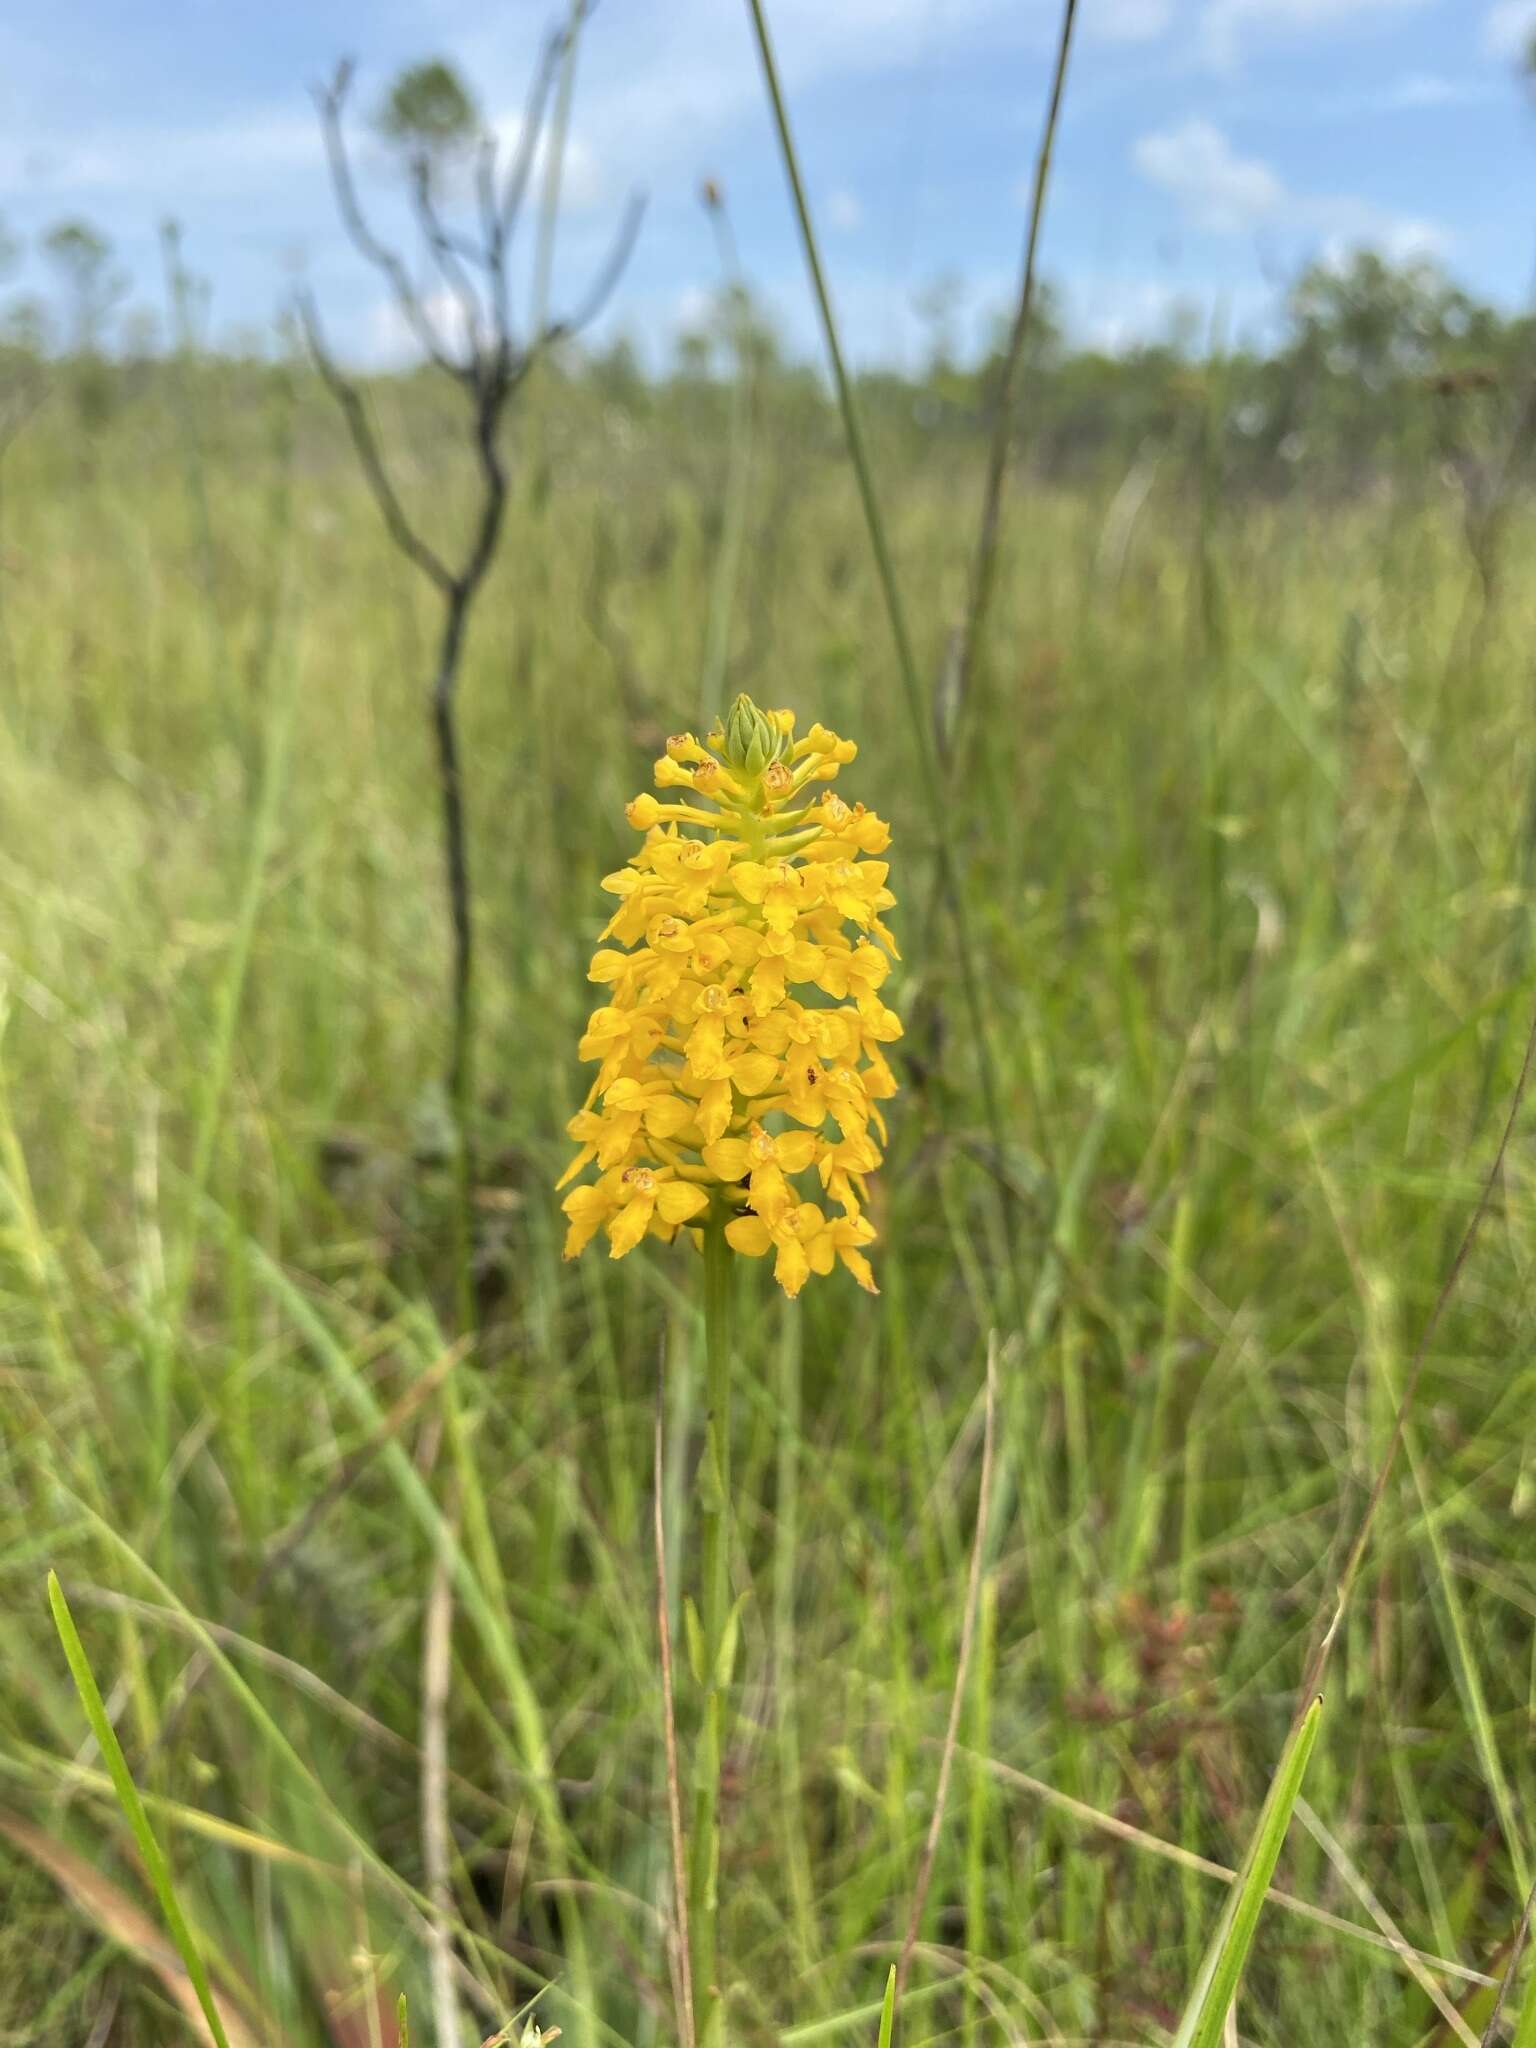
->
[560,694,900,1296]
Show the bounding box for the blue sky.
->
[0,0,1531,369]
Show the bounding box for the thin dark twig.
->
[896,1340,998,2000]
[409,163,486,364]
[1479,1880,1536,2048]
[303,20,645,1195]
[654,1384,697,2048]
[546,192,649,344]
[499,0,602,241]
[475,133,500,260]
[433,591,481,1124]
[496,25,567,250]
[1296,991,1536,1712]
[941,0,1078,769]
[296,290,453,594]
[315,59,466,380]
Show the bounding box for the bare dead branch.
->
[296,287,454,595]
[305,12,644,1161]
[546,191,648,345]
[497,26,568,243]
[485,22,569,349]
[409,159,487,366]
[475,133,500,257]
[315,59,467,381]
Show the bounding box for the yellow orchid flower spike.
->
[559,694,898,1297]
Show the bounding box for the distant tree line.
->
[606,250,1536,495]
[1,202,1532,496]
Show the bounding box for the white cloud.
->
[1201,0,1429,67]
[672,283,713,333]
[1133,119,1284,233]
[1378,71,1476,108]
[1084,0,1174,40]
[1484,0,1536,57]
[1307,72,1500,119]
[0,106,318,199]
[1134,117,1447,258]
[484,117,606,215]
[450,0,1022,196]
[0,78,614,225]
[827,187,863,232]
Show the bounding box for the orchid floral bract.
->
[559,695,900,1297]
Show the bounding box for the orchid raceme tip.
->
[559,695,899,1297]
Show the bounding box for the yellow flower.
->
[561,1163,709,1260]
[559,694,898,1294]
[725,1202,878,1299]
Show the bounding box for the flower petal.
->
[730,1051,780,1097]
[702,1138,751,1180]
[837,1245,880,1293]
[698,1077,733,1145]
[644,1095,694,1138]
[725,1215,772,1257]
[772,1131,818,1174]
[656,1180,710,1225]
[606,1197,653,1258]
[772,1234,811,1298]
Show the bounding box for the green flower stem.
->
[689,1209,736,2046]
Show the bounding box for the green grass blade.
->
[876,1965,897,2048]
[46,1569,234,2048]
[1172,1696,1324,2048]
[741,0,1025,1320]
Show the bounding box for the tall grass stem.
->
[47,1571,234,2048]
[743,0,1024,1321]
[689,1212,736,2045]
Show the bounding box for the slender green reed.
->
[48,1571,234,2048]
[742,0,1026,1321]
[689,1213,737,2046]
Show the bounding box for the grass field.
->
[2,355,1536,2047]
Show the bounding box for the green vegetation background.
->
[1,248,1535,2042]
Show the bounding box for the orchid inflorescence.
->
[559,694,900,1297]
